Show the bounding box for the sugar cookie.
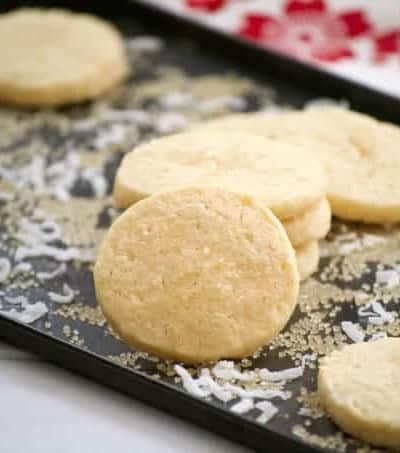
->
[113,131,326,220]
[295,241,319,281]
[318,338,400,447]
[95,186,299,363]
[199,109,400,224]
[283,198,331,247]
[0,8,128,106]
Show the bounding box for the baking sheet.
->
[0,11,399,453]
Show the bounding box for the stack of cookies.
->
[112,130,330,281]
[195,107,400,224]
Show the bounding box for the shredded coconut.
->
[376,269,399,288]
[92,124,126,149]
[0,301,48,324]
[0,152,80,202]
[48,283,75,304]
[197,96,246,113]
[304,98,349,109]
[4,295,28,305]
[17,218,62,245]
[369,332,387,341]
[155,113,189,135]
[81,167,107,198]
[159,92,194,110]
[337,233,385,255]
[230,398,254,415]
[174,365,211,398]
[341,321,365,343]
[358,301,396,325]
[0,258,11,283]
[259,366,303,382]
[126,36,164,52]
[15,244,89,262]
[255,401,278,424]
[212,361,254,382]
[13,262,32,275]
[175,365,289,403]
[37,263,67,282]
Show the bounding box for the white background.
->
[0,342,249,453]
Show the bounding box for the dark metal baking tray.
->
[0,2,399,452]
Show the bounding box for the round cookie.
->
[318,338,400,447]
[113,130,326,220]
[95,186,299,363]
[283,198,331,247]
[0,8,128,106]
[295,241,319,281]
[198,109,400,224]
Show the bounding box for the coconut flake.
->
[0,301,48,324]
[259,366,303,382]
[376,270,399,288]
[13,262,32,275]
[155,113,188,135]
[198,369,233,402]
[0,258,11,283]
[48,283,75,304]
[212,361,254,382]
[174,365,211,398]
[159,92,194,110]
[359,301,396,325]
[230,398,254,415]
[0,152,80,202]
[197,96,246,113]
[362,234,385,247]
[305,98,349,109]
[357,305,376,318]
[92,124,126,149]
[369,301,396,324]
[341,321,365,343]
[126,36,163,52]
[4,295,28,305]
[255,401,278,423]
[37,263,66,282]
[17,218,62,245]
[369,332,387,341]
[81,167,107,198]
[15,244,86,262]
[175,364,289,403]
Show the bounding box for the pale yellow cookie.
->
[283,198,331,247]
[198,109,400,224]
[0,8,128,106]
[295,240,319,281]
[318,338,400,447]
[113,130,326,220]
[94,186,299,363]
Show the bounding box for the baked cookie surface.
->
[283,198,331,248]
[0,8,128,106]
[295,240,319,281]
[114,130,326,219]
[95,186,299,363]
[318,338,400,447]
